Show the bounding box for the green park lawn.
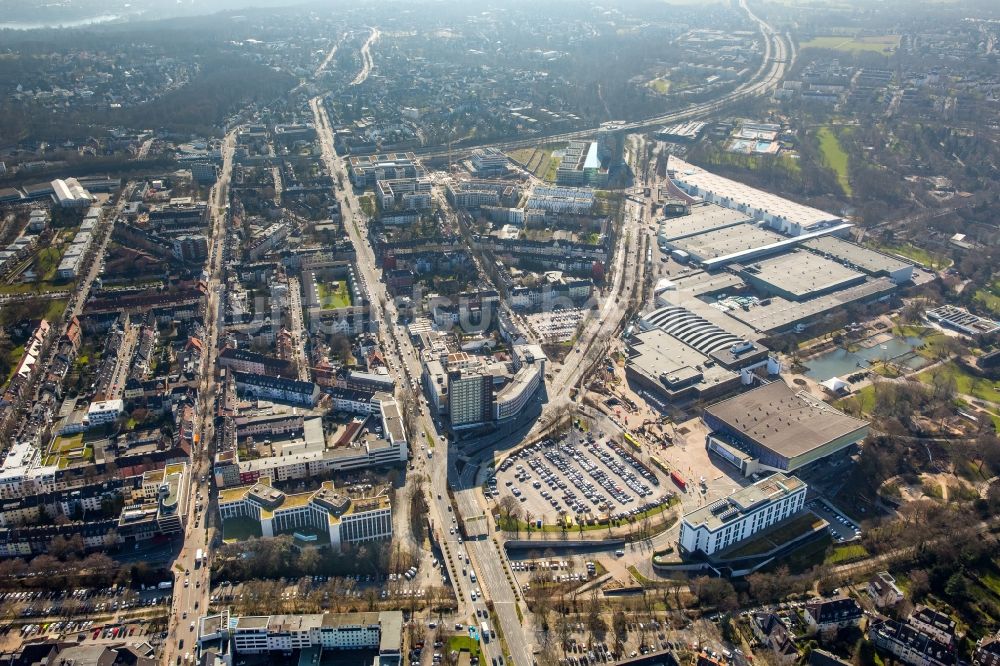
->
[317,280,352,309]
[801,35,900,54]
[816,126,852,195]
[918,363,1000,404]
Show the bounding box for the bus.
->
[649,456,670,475]
[623,433,641,451]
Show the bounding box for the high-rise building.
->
[447,369,494,429]
[596,121,627,169]
[190,162,218,184]
[172,234,209,263]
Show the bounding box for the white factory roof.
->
[668,155,842,232]
[51,178,92,205]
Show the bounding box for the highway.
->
[351,27,380,86]
[412,0,790,160]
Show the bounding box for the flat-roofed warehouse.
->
[668,155,845,236]
[665,224,787,265]
[626,329,743,402]
[734,250,866,301]
[703,380,869,475]
[802,236,914,283]
[657,203,751,243]
[724,277,897,335]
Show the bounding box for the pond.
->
[804,335,929,382]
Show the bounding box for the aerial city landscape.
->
[0,0,998,666]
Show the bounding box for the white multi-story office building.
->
[198,609,402,658]
[678,473,807,556]
[86,399,124,428]
[218,478,391,551]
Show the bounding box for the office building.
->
[376,176,432,211]
[446,180,522,209]
[86,399,124,428]
[348,153,421,188]
[117,462,188,540]
[216,397,407,488]
[678,473,807,556]
[197,609,402,660]
[470,147,510,177]
[597,121,626,168]
[556,141,608,187]
[448,369,494,429]
[172,234,209,263]
[190,162,218,184]
[218,477,392,551]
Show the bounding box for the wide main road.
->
[164,129,236,666]
[414,0,789,159]
[310,97,531,666]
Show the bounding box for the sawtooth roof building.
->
[625,304,773,404]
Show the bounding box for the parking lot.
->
[490,431,676,525]
[525,308,587,344]
[808,499,862,543]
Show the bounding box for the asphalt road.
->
[164,130,235,666]
[294,3,791,659]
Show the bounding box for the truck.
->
[195,549,204,567]
[670,471,687,492]
[480,621,490,642]
[157,581,173,590]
